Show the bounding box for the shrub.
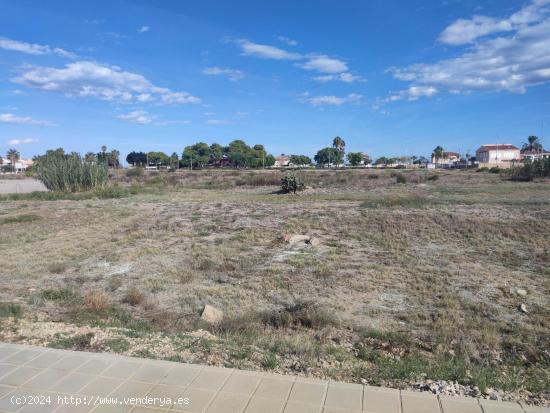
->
[395,173,407,184]
[477,167,489,172]
[49,332,94,350]
[489,167,501,173]
[0,214,41,225]
[36,152,108,192]
[281,173,305,193]
[427,174,439,181]
[0,302,23,318]
[126,167,144,178]
[508,158,550,181]
[85,291,109,312]
[261,301,336,329]
[122,287,144,306]
[41,288,76,301]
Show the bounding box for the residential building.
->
[476,144,520,168]
[273,155,290,168]
[520,148,550,161]
[431,151,460,165]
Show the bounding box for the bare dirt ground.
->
[0,169,548,405]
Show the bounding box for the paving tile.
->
[131,365,171,384]
[146,384,186,409]
[221,372,262,395]
[523,406,550,413]
[324,382,362,411]
[283,401,321,413]
[91,404,133,413]
[110,381,153,400]
[159,366,202,387]
[439,396,481,413]
[322,408,361,413]
[3,349,42,365]
[0,385,15,398]
[22,369,68,390]
[244,396,285,413]
[480,400,524,413]
[129,407,168,413]
[50,355,89,371]
[102,361,143,379]
[0,364,18,379]
[0,347,22,362]
[401,391,440,413]
[205,391,249,413]
[77,358,113,375]
[253,376,294,400]
[25,352,65,369]
[0,388,29,412]
[363,386,401,413]
[287,381,326,406]
[0,366,42,386]
[54,401,95,413]
[79,377,125,397]
[54,373,95,393]
[171,387,215,412]
[189,369,231,391]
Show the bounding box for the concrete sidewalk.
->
[0,343,546,413]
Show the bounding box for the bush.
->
[122,287,144,306]
[36,152,108,192]
[489,167,501,174]
[395,173,407,184]
[509,158,550,181]
[85,291,109,312]
[281,173,305,193]
[0,302,22,318]
[126,167,144,178]
[477,167,489,172]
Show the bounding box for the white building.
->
[273,155,290,168]
[476,144,520,168]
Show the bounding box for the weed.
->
[0,303,23,318]
[104,337,130,352]
[0,214,41,225]
[47,262,68,274]
[262,352,278,369]
[85,291,109,312]
[48,332,94,350]
[41,288,77,302]
[122,287,145,306]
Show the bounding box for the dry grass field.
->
[0,169,548,404]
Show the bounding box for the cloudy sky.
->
[1,0,550,160]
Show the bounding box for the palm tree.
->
[432,146,444,167]
[6,149,20,173]
[521,136,542,153]
[332,136,345,168]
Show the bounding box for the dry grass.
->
[0,169,548,400]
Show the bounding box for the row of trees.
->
[126,140,277,169]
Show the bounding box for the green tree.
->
[209,143,224,163]
[314,147,342,167]
[6,149,20,173]
[374,156,387,166]
[126,151,147,166]
[84,152,97,163]
[170,152,179,169]
[346,152,364,166]
[521,135,543,153]
[181,142,210,168]
[432,146,444,166]
[289,155,311,166]
[147,151,170,168]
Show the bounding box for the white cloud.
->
[439,0,550,44]
[299,54,348,73]
[12,61,201,105]
[138,26,150,33]
[117,110,190,125]
[382,0,550,104]
[117,110,153,124]
[0,37,75,58]
[304,93,362,106]
[237,39,301,60]
[313,72,365,83]
[7,138,38,145]
[0,113,53,126]
[207,119,232,125]
[277,36,298,46]
[202,66,244,81]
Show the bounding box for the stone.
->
[518,304,529,313]
[515,288,527,296]
[282,234,311,245]
[307,237,321,247]
[201,304,224,324]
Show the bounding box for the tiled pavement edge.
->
[0,343,548,413]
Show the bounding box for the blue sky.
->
[1,0,550,162]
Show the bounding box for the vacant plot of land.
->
[0,169,548,404]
